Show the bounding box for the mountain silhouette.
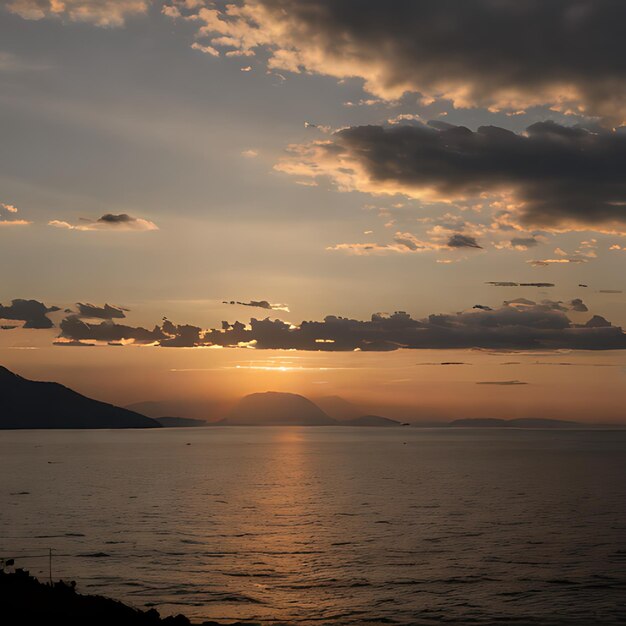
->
[155,417,208,428]
[448,417,580,428]
[125,399,226,421]
[0,366,160,429]
[342,414,402,427]
[314,395,364,420]
[222,391,337,426]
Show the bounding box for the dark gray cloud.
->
[160,320,203,348]
[57,301,626,352]
[569,298,589,312]
[0,299,60,329]
[283,122,626,232]
[586,315,612,328]
[58,316,165,344]
[76,303,128,320]
[503,298,588,314]
[393,234,421,251]
[510,237,540,248]
[49,213,158,231]
[448,234,482,249]
[528,361,620,367]
[503,298,537,307]
[186,0,626,124]
[488,282,559,288]
[476,380,528,386]
[223,300,289,312]
[416,362,470,366]
[98,213,134,224]
[53,339,96,347]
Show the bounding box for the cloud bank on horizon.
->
[9,290,624,353]
[3,296,619,352]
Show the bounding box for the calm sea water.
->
[1,427,625,625]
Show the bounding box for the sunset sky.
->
[1,1,626,422]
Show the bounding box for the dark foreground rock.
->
[0,569,258,626]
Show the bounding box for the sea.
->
[1,427,625,625]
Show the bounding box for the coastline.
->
[0,569,258,626]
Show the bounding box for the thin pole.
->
[49,548,52,584]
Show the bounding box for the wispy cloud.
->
[329,229,483,257]
[0,202,31,226]
[6,0,149,27]
[476,380,528,386]
[49,213,158,231]
[223,300,290,312]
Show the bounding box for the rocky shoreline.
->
[0,568,259,626]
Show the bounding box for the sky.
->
[1,0,626,422]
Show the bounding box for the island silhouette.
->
[220,391,338,426]
[218,392,405,427]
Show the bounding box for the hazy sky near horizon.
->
[1,1,626,421]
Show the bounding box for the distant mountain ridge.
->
[448,417,580,428]
[314,395,364,420]
[342,415,403,427]
[219,392,407,427]
[2,371,596,430]
[125,399,225,421]
[155,417,208,428]
[0,366,160,429]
